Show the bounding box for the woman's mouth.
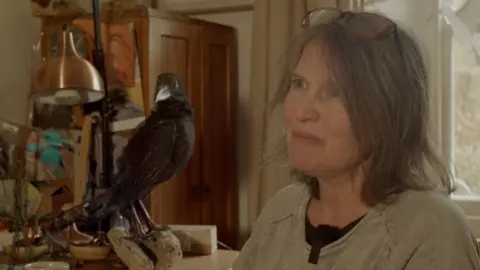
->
[291,130,321,142]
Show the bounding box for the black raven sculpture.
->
[49,73,195,236]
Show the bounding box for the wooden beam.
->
[160,0,254,15]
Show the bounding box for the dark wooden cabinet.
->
[41,7,239,248]
[199,24,238,246]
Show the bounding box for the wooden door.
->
[147,16,203,225]
[199,22,238,248]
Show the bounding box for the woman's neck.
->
[307,172,371,228]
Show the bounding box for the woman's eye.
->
[290,78,306,89]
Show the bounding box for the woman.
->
[233,8,480,270]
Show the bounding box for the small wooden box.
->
[169,225,217,255]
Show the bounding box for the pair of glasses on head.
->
[301,8,403,57]
[302,8,397,39]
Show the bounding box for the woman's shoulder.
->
[381,190,474,241]
[375,190,480,268]
[384,190,464,220]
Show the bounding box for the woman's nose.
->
[295,97,319,122]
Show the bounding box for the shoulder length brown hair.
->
[270,19,455,205]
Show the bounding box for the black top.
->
[305,215,364,264]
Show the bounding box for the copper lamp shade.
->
[31,28,105,105]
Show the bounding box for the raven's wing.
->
[117,119,176,178]
[170,117,195,175]
[116,119,177,192]
[87,120,177,217]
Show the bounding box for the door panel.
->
[200,23,238,248]
[147,17,203,225]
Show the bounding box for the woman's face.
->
[283,43,359,178]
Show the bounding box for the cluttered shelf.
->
[0,250,239,270]
[0,225,238,270]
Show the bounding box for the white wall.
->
[0,1,41,124]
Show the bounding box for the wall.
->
[0,1,41,125]
[192,11,253,239]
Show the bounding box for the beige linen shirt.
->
[233,184,480,270]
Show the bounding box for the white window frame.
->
[356,0,480,237]
[437,1,480,237]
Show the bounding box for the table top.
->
[174,250,238,270]
[0,250,239,270]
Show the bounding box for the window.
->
[360,0,480,236]
[438,1,480,237]
[451,37,480,196]
[449,20,480,238]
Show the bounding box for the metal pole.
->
[90,0,113,232]
[91,0,113,189]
